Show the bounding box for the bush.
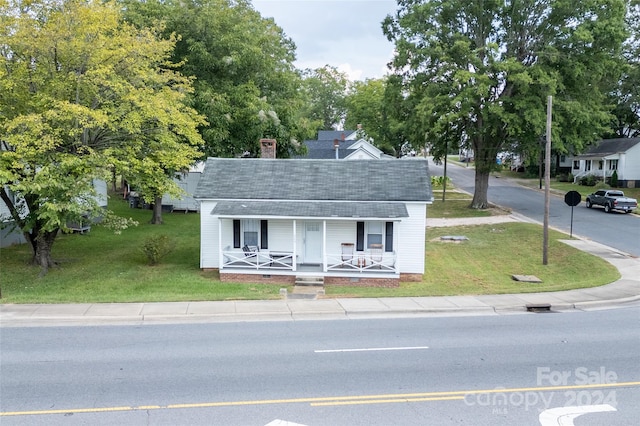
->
[594,181,609,190]
[141,235,172,265]
[431,175,451,188]
[556,172,573,182]
[610,170,618,188]
[579,174,597,186]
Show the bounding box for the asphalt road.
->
[2,307,639,425]
[429,160,640,256]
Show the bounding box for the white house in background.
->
[1,179,107,246]
[570,138,640,188]
[193,151,433,286]
[299,129,393,160]
[161,162,204,212]
[1,186,27,247]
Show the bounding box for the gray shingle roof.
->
[296,139,355,159]
[211,201,409,218]
[577,138,640,157]
[317,130,356,140]
[194,158,432,202]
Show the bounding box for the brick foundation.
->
[213,271,421,287]
[220,272,296,285]
[324,276,399,288]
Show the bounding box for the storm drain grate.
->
[526,303,553,313]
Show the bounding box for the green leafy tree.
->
[608,2,640,138]
[121,0,314,158]
[300,66,349,131]
[384,0,628,208]
[0,0,204,273]
[344,76,417,157]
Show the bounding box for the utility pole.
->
[543,96,552,265]
[442,140,448,202]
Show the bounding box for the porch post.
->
[292,219,297,272]
[218,218,223,270]
[322,220,327,272]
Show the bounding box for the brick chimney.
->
[260,138,276,159]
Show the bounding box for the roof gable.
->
[298,139,354,159]
[582,138,640,156]
[317,130,357,141]
[194,158,432,202]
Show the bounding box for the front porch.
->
[221,247,397,276]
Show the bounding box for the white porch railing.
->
[222,249,294,270]
[326,252,397,273]
[221,249,397,273]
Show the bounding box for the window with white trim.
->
[242,219,258,247]
[366,222,383,248]
[609,160,618,170]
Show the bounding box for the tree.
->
[608,2,640,138]
[121,0,314,158]
[384,0,628,208]
[344,77,413,157]
[0,0,204,273]
[300,66,350,131]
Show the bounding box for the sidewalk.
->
[1,215,639,327]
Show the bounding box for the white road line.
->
[539,404,617,426]
[314,346,430,353]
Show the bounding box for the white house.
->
[570,138,640,188]
[1,186,27,247]
[300,129,394,160]
[193,156,433,286]
[160,162,204,212]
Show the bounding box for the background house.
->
[570,138,640,188]
[194,146,433,286]
[1,186,27,247]
[160,162,204,212]
[298,129,393,160]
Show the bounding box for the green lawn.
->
[0,196,620,303]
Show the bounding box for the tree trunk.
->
[32,230,58,276]
[470,131,499,209]
[471,169,491,209]
[150,195,163,224]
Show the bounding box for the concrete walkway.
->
[1,215,639,327]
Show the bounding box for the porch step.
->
[294,276,325,286]
[289,276,325,300]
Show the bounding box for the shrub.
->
[610,170,618,188]
[431,175,451,188]
[594,181,609,190]
[579,174,597,186]
[141,235,172,265]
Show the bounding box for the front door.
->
[304,222,322,264]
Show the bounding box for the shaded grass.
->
[1,199,620,303]
[429,190,509,218]
[325,223,620,298]
[0,199,283,303]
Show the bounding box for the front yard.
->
[0,196,619,303]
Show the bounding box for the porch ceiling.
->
[211,200,409,219]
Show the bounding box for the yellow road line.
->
[311,396,465,407]
[2,381,639,416]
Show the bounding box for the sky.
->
[252,0,398,81]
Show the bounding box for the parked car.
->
[585,190,637,213]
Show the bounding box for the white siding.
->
[199,201,218,268]
[326,221,356,256]
[398,203,427,274]
[162,172,202,211]
[621,144,640,181]
[266,220,295,251]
